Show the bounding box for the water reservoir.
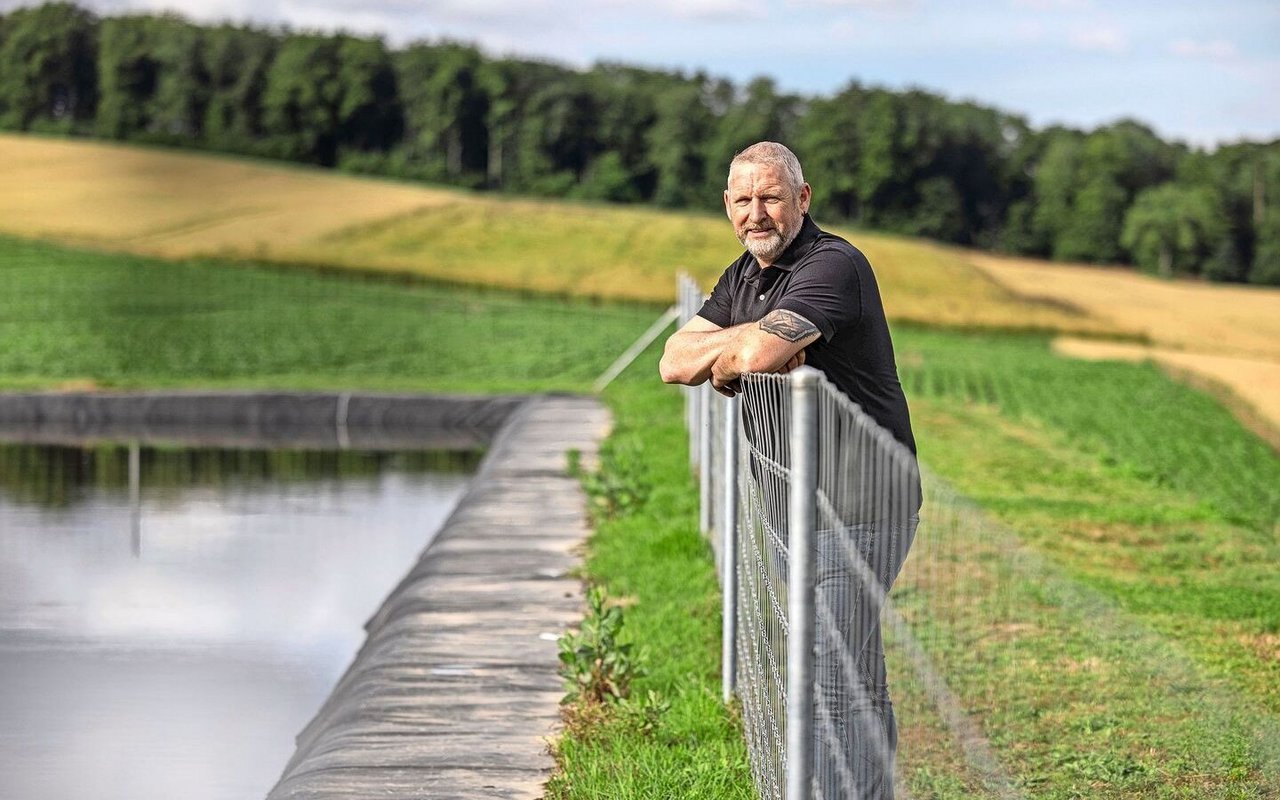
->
[0,442,480,800]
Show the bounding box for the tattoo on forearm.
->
[759,309,819,343]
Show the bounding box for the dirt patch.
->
[1240,632,1280,665]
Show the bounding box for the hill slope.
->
[0,133,1112,332]
[5,133,1279,436]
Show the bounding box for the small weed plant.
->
[619,689,671,737]
[569,442,650,521]
[557,585,645,706]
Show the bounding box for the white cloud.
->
[791,0,916,7]
[1010,0,1090,9]
[784,0,922,20]
[1169,38,1238,61]
[1068,26,1127,54]
[639,0,761,21]
[1014,20,1045,42]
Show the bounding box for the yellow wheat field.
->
[2,133,467,258]
[970,252,1280,361]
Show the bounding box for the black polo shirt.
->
[699,214,917,456]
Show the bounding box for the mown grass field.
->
[889,330,1279,796]
[894,387,1280,797]
[0,236,654,394]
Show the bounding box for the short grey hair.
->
[728,141,806,193]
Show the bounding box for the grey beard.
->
[741,225,799,264]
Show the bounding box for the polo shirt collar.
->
[766,214,821,272]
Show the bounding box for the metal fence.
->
[675,272,1280,799]
[677,274,977,800]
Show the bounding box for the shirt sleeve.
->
[772,244,863,341]
[696,263,738,329]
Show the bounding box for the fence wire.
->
[731,370,922,799]
[736,374,793,798]
[809,376,920,800]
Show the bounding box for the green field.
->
[4,230,1278,796]
[0,235,654,394]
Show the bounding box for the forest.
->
[2,1,1278,285]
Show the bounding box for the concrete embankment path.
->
[266,395,609,799]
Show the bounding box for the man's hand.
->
[778,349,806,374]
[710,370,740,397]
[711,347,806,395]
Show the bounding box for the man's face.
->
[724,163,812,266]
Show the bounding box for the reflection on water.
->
[0,444,479,800]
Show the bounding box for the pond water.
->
[0,443,480,800]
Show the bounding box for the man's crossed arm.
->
[659,309,821,397]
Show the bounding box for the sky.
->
[5,0,1278,148]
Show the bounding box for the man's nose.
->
[749,198,767,221]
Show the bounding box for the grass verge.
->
[545,343,754,798]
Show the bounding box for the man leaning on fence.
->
[659,141,921,799]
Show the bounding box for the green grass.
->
[5,234,1279,795]
[892,408,1280,797]
[887,327,1280,797]
[546,347,754,799]
[893,328,1280,710]
[896,327,1280,535]
[0,235,656,394]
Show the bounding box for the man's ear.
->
[724,189,732,219]
[799,183,812,214]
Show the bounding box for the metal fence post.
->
[698,382,714,535]
[721,393,740,702]
[129,440,142,558]
[786,367,819,800]
[687,384,700,468]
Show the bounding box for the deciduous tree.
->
[0,2,97,131]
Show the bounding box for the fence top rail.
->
[739,370,917,469]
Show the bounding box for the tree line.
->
[2,2,1278,284]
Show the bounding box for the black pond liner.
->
[0,391,526,451]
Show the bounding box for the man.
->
[660,141,918,799]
